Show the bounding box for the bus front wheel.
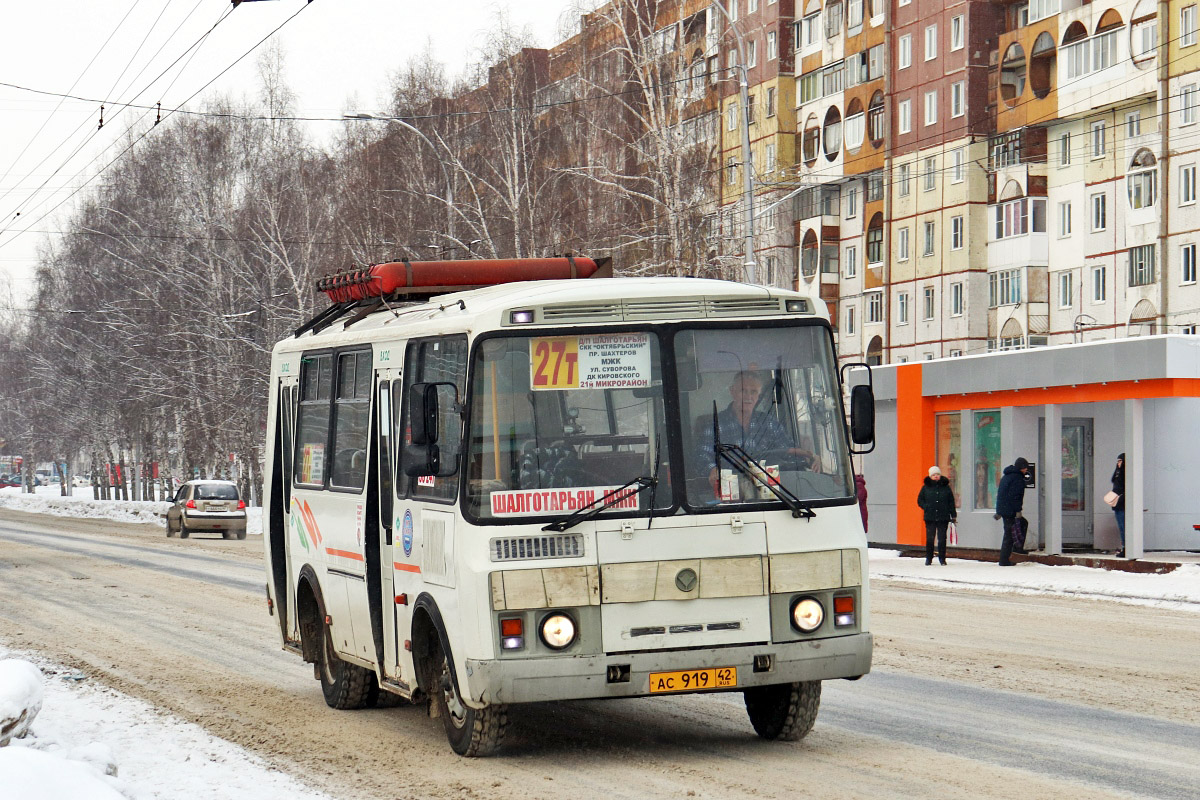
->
[744,680,821,741]
[430,641,507,757]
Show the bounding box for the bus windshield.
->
[675,326,853,508]
[465,332,672,521]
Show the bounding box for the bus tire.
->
[431,641,506,757]
[318,621,373,710]
[744,680,821,742]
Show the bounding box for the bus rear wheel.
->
[431,642,506,757]
[317,621,372,710]
[744,680,821,741]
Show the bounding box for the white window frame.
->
[748,0,758,12]
[1091,121,1106,159]
[898,292,910,325]
[845,245,858,278]
[924,90,938,126]
[951,81,965,118]
[1125,111,1141,139]
[846,305,856,334]
[1059,132,1071,167]
[924,24,938,61]
[899,35,912,69]
[846,185,858,218]
[1183,85,1199,126]
[952,148,965,183]
[747,39,758,68]
[1091,265,1107,303]
[765,142,777,173]
[866,291,884,323]
[899,163,911,196]
[1183,5,1198,48]
[1058,200,1072,237]
[950,15,964,50]
[766,87,776,117]
[951,215,964,249]
[923,220,936,257]
[899,99,912,134]
[1128,165,1158,211]
[1091,192,1107,231]
[1183,164,1197,205]
[950,281,964,316]
[898,226,910,261]
[1183,243,1197,284]
[988,269,1022,307]
[923,156,937,191]
[1059,272,1073,308]
[923,286,936,320]
[767,30,778,61]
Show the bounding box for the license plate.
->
[648,666,737,694]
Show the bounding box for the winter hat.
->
[1118,452,1126,461]
[928,466,941,477]
[1015,457,1030,470]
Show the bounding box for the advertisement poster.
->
[973,411,1001,510]
[935,413,962,508]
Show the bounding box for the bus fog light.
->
[790,598,824,632]
[540,613,577,650]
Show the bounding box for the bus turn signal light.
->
[833,595,855,627]
[500,617,524,650]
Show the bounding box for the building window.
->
[866,291,883,323]
[950,348,963,358]
[1126,111,1141,139]
[1058,201,1072,237]
[1091,121,1106,158]
[846,305,856,334]
[765,255,778,284]
[951,215,964,249]
[766,87,776,117]
[924,90,938,126]
[951,81,965,118]
[1092,265,1107,302]
[867,222,884,263]
[748,0,758,14]
[1029,0,1061,23]
[1183,244,1197,284]
[1183,85,1198,125]
[1127,159,1158,210]
[899,35,912,69]
[767,30,778,60]
[727,104,737,131]
[923,287,936,320]
[1059,132,1071,166]
[898,163,911,196]
[1132,19,1158,59]
[1183,325,1198,334]
[1129,244,1156,286]
[925,24,938,60]
[1183,5,1198,47]
[847,0,864,29]
[898,292,909,324]
[845,245,858,278]
[747,39,758,68]
[950,15,964,50]
[952,148,965,183]
[1059,272,1073,308]
[765,142,777,173]
[897,226,910,261]
[709,56,720,84]
[1182,165,1198,205]
[727,156,738,185]
[899,99,912,134]
[993,197,1047,239]
[950,282,963,316]
[923,156,937,191]
[802,12,820,46]
[1091,193,1107,231]
[846,186,858,218]
[988,269,1022,307]
[866,171,884,202]
[923,220,936,256]
[824,2,843,37]
[747,94,756,124]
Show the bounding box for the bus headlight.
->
[790,597,824,632]
[539,613,577,650]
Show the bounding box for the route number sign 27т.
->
[531,333,651,391]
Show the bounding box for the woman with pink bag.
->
[1107,454,1126,558]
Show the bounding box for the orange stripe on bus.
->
[325,548,364,561]
[393,562,422,573]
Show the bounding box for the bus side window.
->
[400,335,467,503]
[294,353,333,487]
[378,380,393,534]
[330,351,372,491]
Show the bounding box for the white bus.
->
[263,257,876,756]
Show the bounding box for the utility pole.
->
[710,1,757,284]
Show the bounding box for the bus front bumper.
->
[463,632,872,706]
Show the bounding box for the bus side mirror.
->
[849,384,875,445]
[408,383,439,445]
[404,382,461,478]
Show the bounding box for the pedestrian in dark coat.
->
[995,457,1030,566]
[854,473,868,533]
[917,466,956,565]
[1110,453,1126,557]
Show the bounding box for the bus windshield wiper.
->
[541,475,657,533]
[712,402,815,519]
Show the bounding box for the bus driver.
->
[696,371,818,496]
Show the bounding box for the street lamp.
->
[344,112,456,246]
[709,1,757,284]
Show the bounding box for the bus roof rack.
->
[294,256,611,338]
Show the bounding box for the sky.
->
[0,0,580,308]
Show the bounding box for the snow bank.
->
[0,486,262,535]
[0,659,43,746]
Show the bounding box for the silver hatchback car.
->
[165,480,247,540]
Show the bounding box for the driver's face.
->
[730,378,763,418]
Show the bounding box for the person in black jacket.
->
[1111,453,1126,558]
[995,456,1031,566]
[917,465,957,565]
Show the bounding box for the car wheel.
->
[430,639,507,757]
[744,680,821,741]
[236,530,246,540]
[179,519,190,539]
[166,518,175,538]
[317,620,373,710]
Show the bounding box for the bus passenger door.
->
[270,376,300,645]
[373,368,403,682]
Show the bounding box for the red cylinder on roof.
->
[316,257,601,303]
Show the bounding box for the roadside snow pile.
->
[869,548,1200,611]
[0,485,262,535]
[0,648,331,800]
[0,658,126,799]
